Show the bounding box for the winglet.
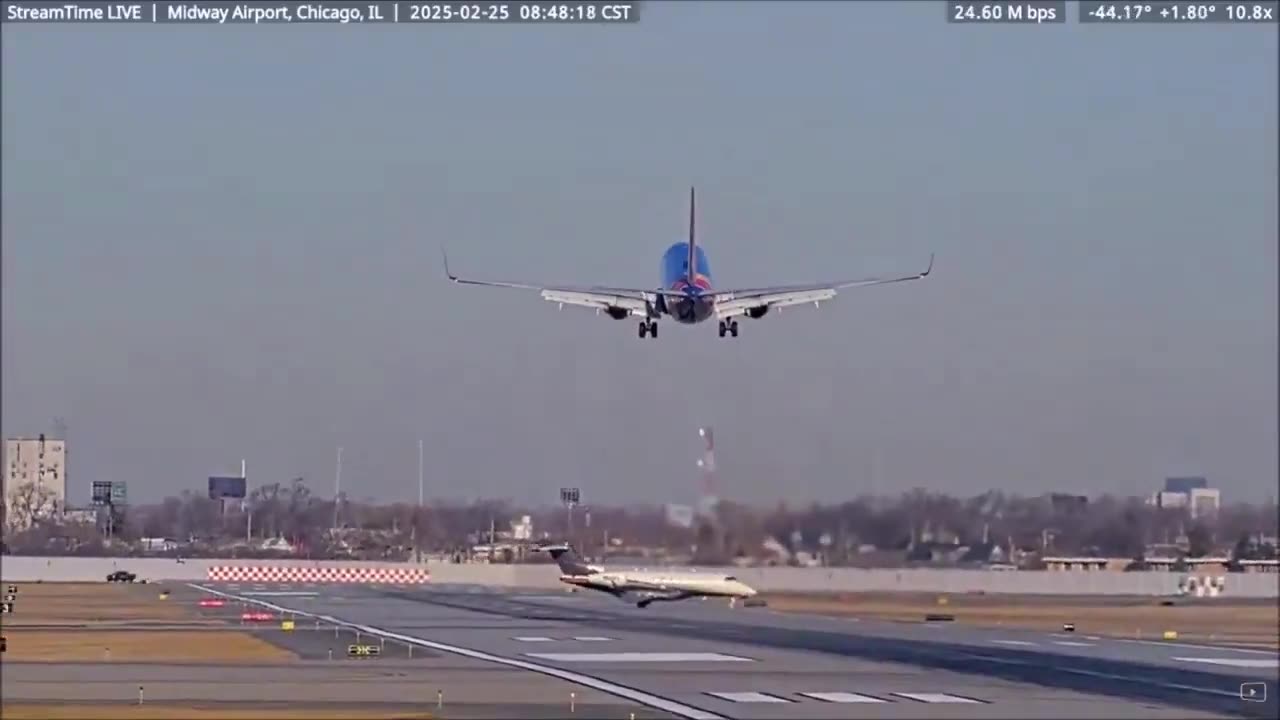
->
[441,247,458,282]
[921,253,934,278]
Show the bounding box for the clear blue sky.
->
[3,2,1276,506]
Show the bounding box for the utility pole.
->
[333,446,343,529]
[417,439,424,507]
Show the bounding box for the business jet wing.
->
[443,251,681,318]
[711,254,933,320]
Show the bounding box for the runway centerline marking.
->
[1172,657,1280,668]
[706,692,791,703]
[992,640,1037,646]
[573,636,613,642]
[527,652,753,663]
[893,692,985,704]
[514,636,555,642]
[1052,641,1095,647]
[799,692,887,703]
[187,583,726,720]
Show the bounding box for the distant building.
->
[3,435,67,523]
[1165,477,1208,494]
[1149,478,1221,519]
[1152,490,1190,509]
[1188,487,1220,519]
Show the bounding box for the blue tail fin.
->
[686,186,697,286]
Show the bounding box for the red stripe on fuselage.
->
[671,274,713,293]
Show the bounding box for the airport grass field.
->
[2,705,436,719]
[766,591,1280,648]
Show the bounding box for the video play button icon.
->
[1240,682,1266,702]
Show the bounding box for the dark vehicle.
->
[106,571,136,583]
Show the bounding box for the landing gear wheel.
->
[648,321,658,338]
[729,321,739,338]
[718,321,727,338]
[638,321,648,338]
[637,599,652,608]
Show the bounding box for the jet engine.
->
[746,305,769,319]
[605,306,630,320]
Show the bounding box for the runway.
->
[190,580,1279,719]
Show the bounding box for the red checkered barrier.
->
[207,566,430,584]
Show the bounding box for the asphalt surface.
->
[189,580,1280,719]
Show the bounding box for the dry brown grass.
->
[766,593,1280,648]
[1,705,434,719]
[0,630,296,663]
[1,583,196,625]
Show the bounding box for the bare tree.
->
[5,481,59,532]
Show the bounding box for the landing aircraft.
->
[541,544,761,608]
[443,188,933,338]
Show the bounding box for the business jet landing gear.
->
[638,320,658,338]
[717,320,739,338]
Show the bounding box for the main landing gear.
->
[638,320,658,338]
[717,320,739,338]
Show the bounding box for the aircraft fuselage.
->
[660,242,716,325]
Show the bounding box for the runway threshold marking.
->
[187,583,726,720]
[799,692,887,703]
[1172,657,1280,668]
[527,652,753,663]
[706,692,791,703]
[893,693,985,704]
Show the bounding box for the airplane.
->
[442,187,933,339]
[540,543,762,609]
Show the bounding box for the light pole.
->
[333,446,343,529]
[417,439,424,507]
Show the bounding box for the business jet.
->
[442,187,933,338]
[541,544,761,608]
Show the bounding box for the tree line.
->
[3,479,1276,564]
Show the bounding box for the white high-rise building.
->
[3,435,67,524]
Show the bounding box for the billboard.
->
[91,481,112,506]
[208,476,246,500]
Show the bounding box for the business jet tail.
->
[543,544,597,577]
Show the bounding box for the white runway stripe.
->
[573,636,613,642]
[992,640,1037,646]
[799,692,886,704]
[1052,641,1095,647]
[528,652,753,663]
[706,692,790,703]
[513,636,555,643]
[1173,657,1280,668]
[893,693,984,704]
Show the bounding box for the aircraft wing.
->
[444,251,680,317]
[711,254,933,320]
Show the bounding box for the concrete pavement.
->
[189,581,1280,719]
